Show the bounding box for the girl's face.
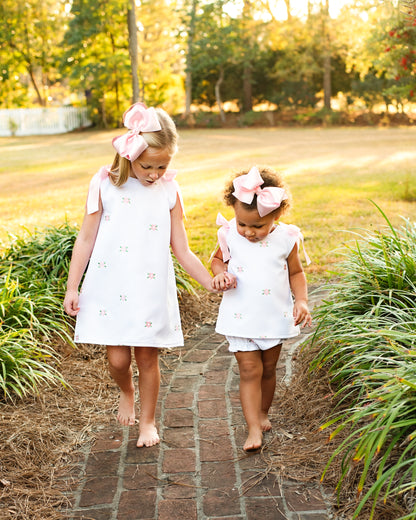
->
[234,201,278,242]
[130,147,172,186]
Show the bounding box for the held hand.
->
[212,272,237,292]
[64,290,81,316]
[293,300,312,328]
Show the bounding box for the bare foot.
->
[260,413,272,432]
[243,428,263,452]
[116,389,136,426]
[137,422,160,448]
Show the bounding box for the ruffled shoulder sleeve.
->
[161,169,185,214]
[215,213,232,262]
[86,165,111,214]
[280,223,311,265]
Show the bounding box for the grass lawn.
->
[1,126,416,282]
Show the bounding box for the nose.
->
[149,170,159,180]
[245,229,255,237]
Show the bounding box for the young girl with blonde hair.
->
[64,103,218,448]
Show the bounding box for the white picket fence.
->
[0,106,91,137]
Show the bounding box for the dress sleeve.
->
[285,224,311,265]
[86,165,110,214]
[162,170,185,214]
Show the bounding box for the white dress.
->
[215,219,301,339]
[74,169,184,347]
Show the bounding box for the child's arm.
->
[211,248,237,291]
[63,208,102,316]
[170,196,215,292]
[287,242,312,328]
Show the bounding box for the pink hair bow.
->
[216,213,231,262]
[112,103,161,161]
[232,166,288,217]
[87,165,110,214]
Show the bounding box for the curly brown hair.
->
[224,167,291,217]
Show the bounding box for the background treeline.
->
[1,0,416,127]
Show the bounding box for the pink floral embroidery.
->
[175,325,180,331]
[99,309,108,316]
[97,261,107,269]
[75,334,79,341]
[120,295,127,302]
[104,215,111,221]
[149,224,158,231]
[121,197,131,204]
[234,313,243,320]
[147,273,156,279]
[284,312,289,318]
[145,321,153,328]
[119,246,129,253]
[236,266,244,272]
[262,289,271,296]
[259,241,270,248]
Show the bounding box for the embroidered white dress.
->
[74,170,184,347]
[215,219,301,339]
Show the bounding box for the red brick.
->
[241,471,282,497]
[198,384,224,399]
[164,392,194,408]
[161,474,197,499]
[164,427,195,448]
[198,399,227,419]
[164,408,194,427]
[200,461,237,489]
[183,350,213,362]
[85,451,120,476]
[246,497,287,519]
[203,489,241,517]
[158,498,197,519]
[122,463,158,490]
[78,477,118,507]
[162,448,196,473]
[118,489,156,518]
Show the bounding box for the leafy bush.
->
[0,222,197,398]
[309,204,416,519]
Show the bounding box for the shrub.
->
[309,203,416,519]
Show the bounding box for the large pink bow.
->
[112,103,161,161]
[86,165,110,214]
[216,213,231,262]
[232,166,288,217]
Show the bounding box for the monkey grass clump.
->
[310,204,416,519]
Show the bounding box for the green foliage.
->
[309,204,416,518]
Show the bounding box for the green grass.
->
[1,127,416,283]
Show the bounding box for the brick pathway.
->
[66,292,334,520]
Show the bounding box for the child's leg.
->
[234,351,263,451]
[260,344,282,431]
[107,345,136,426]
[133,347,160,448]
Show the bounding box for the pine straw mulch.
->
[0,290,412,520]
[0,291,220,520]
[258,344,411,520]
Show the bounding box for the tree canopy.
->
[0,0,415,125]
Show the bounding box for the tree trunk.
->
[283,0,291,20]
[242,65,253,113]
[127,0,140,103]
[27,64,45,106]
[215,67,225,123]
[242,0,253,113]
[322,0,331,111]
[185,0,197,118]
